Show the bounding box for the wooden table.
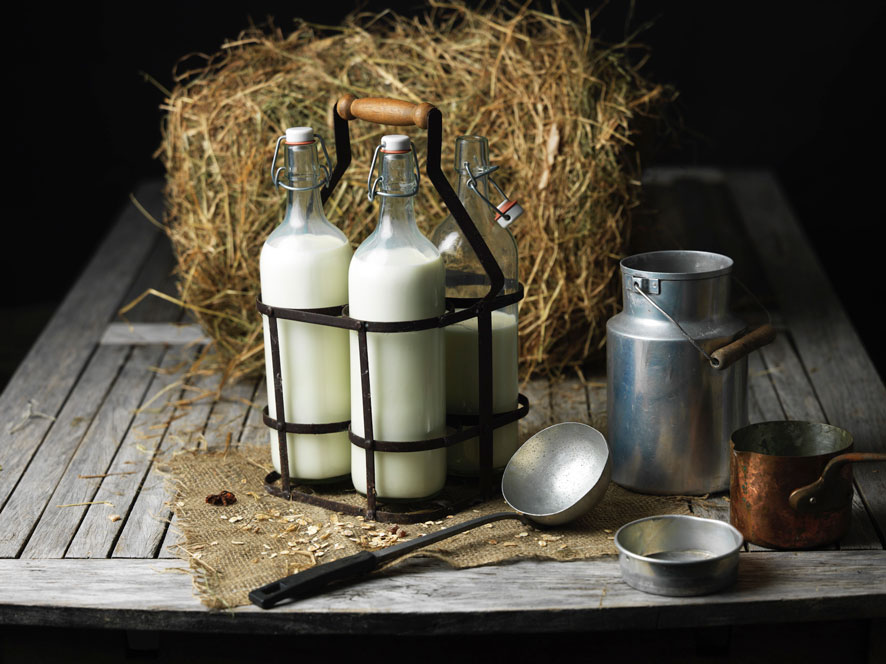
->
[2,170,884,640]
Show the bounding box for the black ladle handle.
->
[249,551,378,609]
[249,511,524,609]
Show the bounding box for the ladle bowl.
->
[503,421,611,526]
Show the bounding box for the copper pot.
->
[729,421,886,549]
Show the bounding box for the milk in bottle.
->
[260,127,352,481]
[349,134,447,500]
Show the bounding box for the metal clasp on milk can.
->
[606,250,775,495]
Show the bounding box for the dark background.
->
[4,0,884,387]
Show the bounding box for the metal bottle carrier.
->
[256,94,529,523]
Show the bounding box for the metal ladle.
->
[250,422,612,608]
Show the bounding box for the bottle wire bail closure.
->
[464,162,524,228]
[367,141,421,202]
[270,133,333,192]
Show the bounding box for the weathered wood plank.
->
[747,350,785,423]
[0,181,163,513]
[584,374,607,434]
[0,346,131,558]
[1,552,884,632]
[100,323,210,346]
[759,333,826,423]
[549,374,591,425]
[65,346,197,559]
[689,495,730,522]
[728,170,886,547]
[519,377,552,442]
[21,345,167,559]
[842,491,885,551]
[239,379,267,449]
[116,226,183,324]
[113,368,221,558]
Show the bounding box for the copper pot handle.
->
[789,452,886,513]
[336,94,436,129]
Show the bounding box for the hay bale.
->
[158,1,669,384]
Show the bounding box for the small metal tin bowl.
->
[614,515,743,596]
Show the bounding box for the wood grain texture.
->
[100,323,209,346]
[21,345,167,559]
[0,346,131,558]
[113,367,221,559]
[0,181,162,513]
[747,350,785,423]
[65,346,198,559]
[116,227,184,324]
[549,374,591,425]
[238,379,266,449]
[727,170,886,545]
[519,378,552,442]
[1,552,884,633]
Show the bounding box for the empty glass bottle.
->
[430,135,520,475]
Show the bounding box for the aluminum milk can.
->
[606,250,774,495]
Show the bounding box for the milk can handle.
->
[632,284,776,370]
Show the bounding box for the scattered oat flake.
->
[502,542,518,547]
[306,525,319,536]
[231,541,246,545]
[516,532,529,538]
[484,524,494,528]
[108,514,122,522]
[229,516,243,523]
[488,539,498,545]
[538,540,548,547]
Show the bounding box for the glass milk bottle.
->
[260,127,352,481]
[349,134,447,500]
[430,135,520,475]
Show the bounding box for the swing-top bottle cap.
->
[381,134,411,152]
[285,127,314,144]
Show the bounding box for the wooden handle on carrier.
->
[336,94,436,129]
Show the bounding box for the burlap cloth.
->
[160,446,691,609]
